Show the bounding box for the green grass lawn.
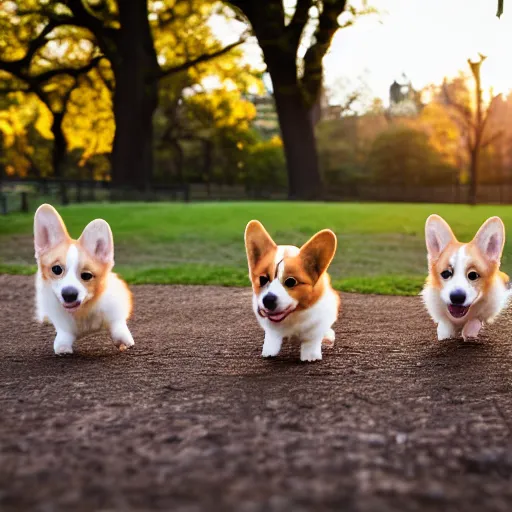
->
[1,201,511,295]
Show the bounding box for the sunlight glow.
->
[213,0,512,107]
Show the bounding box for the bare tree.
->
[442,55,501,205]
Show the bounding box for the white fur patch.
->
[423,244,511,340]
[53,245,88,305]
[35,246,133,355]
[439,246,478,307]
[253,245,338,362]
[255,245,300,315]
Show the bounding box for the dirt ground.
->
[1,275,512,512]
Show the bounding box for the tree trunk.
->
[51,111,69,204]
[111,0,160,190]
[171,139,184,184]
[51,112,66,178]
[272,88,323,199]
[469,148,479,205]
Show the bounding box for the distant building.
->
[388,75,422,117]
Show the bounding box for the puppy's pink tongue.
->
[448,305,469,318]
[269,311,287,321]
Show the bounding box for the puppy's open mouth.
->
[63,301,81,313]
[259,306,296,323]
[448,304,470,319]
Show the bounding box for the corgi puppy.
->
[244,220,340,362]
[34,204,134,355]
[422,214,510,341]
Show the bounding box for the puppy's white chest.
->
[73,309,108,338]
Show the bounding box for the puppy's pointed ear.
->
[244,220,277,272]
[425,215,456,261]
[34,204,70,256]
[78,219,114,264]
[299,229,337,283]
[473,216,505,264]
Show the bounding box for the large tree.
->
[0,7,104,178]
[226,0,366,199]
[0,0,245,188]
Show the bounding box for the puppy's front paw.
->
[113,334,134,351]
[54,332,75,355]
[322,328,335,348]
[111,323,134,351]
[300,342,322,362]
[261,336,282,358]
[462,319,482,341]
[437,321,455,341]
[54,343,73,356]
[261,343,280,358]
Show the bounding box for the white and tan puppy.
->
[245,220,340,362]
[422,214,510,341]
[34,204,134,355]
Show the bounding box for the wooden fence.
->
[2,178,512,214]
[0,178,190,214]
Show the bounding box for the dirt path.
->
[1,275,512,512]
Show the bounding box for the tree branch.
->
[158,37,247,78]
[442,80,474,129]
[497,0,504,18]
[62,0,118,60]
[482,129,503,149]
[0,19,59,76]
[300,0,348,107]
[0,56,105,110]
[339,91,360,115]
[478,94,501,140]
[33,56,105,83]
[286,0,312,49]
[227,0,286,49]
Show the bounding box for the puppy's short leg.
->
[262,331,282,358]
[437,320,455,341]
[54,330,75,355]
[462,319,482,341]
[322,328,335,348]
[300,338,323,362]
[110,320,134,351]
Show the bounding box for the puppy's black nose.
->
[450,290,466,305]
[263,293,278,311]
[62,287,79,303]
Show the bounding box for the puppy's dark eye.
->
[284,277,297,288]
[440,269,452,280]
[259,275,269,286]
[52,265,63,276]
[81,272,93,281]
[468,271,479,281]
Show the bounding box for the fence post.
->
[184,184,190,202]
[88,181,95,201]
[76,181,82,203]
[20,192,29,213]
[60,182,69,205]
[0,194,6,215]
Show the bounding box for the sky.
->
[215,0,512,107]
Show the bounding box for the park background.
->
[4,4,512,511]
[0,0,510,295]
